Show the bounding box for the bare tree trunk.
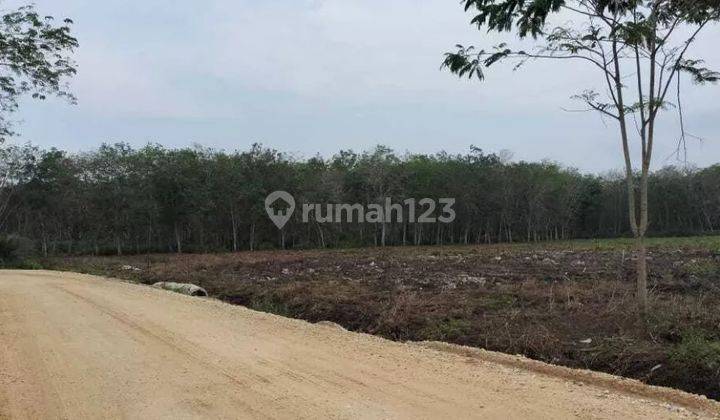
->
[146,226,152,253]
[249,223,255,251]
[174,223,182,254]
[701,205,714,232]
[230,208,238,252]
[316,223,325,248]
[636,235,648,313]
[636,170,651,314]
[613,39,647,313]
[381,222,386,247]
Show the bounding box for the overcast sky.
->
[5,0,720,173]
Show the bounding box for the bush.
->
[0,235,38,268]
[420,318,473,341]
[666,331,720,399]
[670,331,720,371]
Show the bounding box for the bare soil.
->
[2,270,719,419]
[48,239,720,401]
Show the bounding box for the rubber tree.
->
[0,4,78,141]
[0,143,35,232]
[442,0,720,313]
[0,4,77,231]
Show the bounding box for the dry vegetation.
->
[48,236,720,400]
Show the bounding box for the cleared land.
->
[49,236,720,400]
[1,270,719,419]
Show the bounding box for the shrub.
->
[420,318,473,341]
[670,331,720,371]
[0,235,38,268]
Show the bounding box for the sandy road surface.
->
[0,270,718,419]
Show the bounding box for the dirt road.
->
[1,271,717,419]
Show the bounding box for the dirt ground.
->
[1,270,719,419]
[49,238,720,400]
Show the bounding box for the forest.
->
[1,142,718,257]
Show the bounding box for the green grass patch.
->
[669,331,720,371]
[684,260,720,277]
[7,260,44,270]
[480,294,517,310]
[519,235,720,252]
[420,318,473,341]
[249,297,292,317]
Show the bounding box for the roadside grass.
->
[412,235,720,253]
[2,260,44,270]
[249,296,292,317]
[0,235,43,270]
[46,234,720,399]
[670,331,720,371]
[420,318,473,342]
[562,236,720,251]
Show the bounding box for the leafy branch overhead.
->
[0,5,78,140]
[443,0,720,117]
[442,0,719,152]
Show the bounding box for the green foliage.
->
[463,0,564,38]
[1,142,720,254]
[0,5,78,140]
[420,318,473,341]
[250,297,292,317]
[12,259,43,270]
[551,236,720,252]
[683,260,719,278]
[669,331,720,371]
[676,59,720,84]
[442,0,720,115]
[0,234,37,268]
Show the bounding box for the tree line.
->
[0,142,718,256]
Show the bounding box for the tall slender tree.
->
[442,0,720,312]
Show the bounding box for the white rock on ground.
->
[152,282,208,297]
